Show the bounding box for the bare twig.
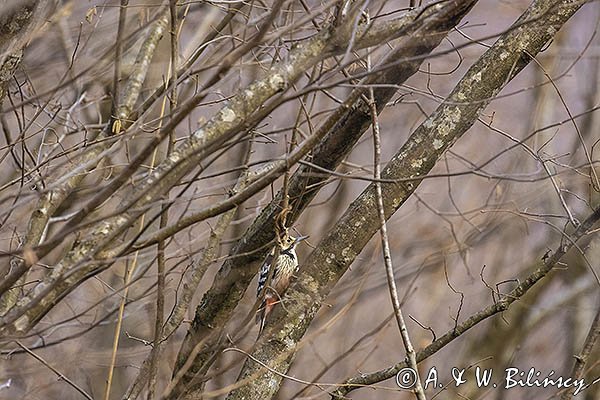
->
[15,340,94,400]
[560,303,600,400]
[366,11,426,397]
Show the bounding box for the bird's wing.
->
[256,252,274,297]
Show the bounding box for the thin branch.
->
[110,0,130,134]
[561,303,600,400]
[367,14,426,398]
[15,340,94,400]
[146,4,181,398]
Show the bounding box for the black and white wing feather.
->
[256,251,274,297]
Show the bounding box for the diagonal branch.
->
[561,303,600,400]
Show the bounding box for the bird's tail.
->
[256,297,275,334]
[256,298,266,333]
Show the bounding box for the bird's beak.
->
[295,235,309,244]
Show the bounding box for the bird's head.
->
[280,234,309,250]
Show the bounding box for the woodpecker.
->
[256,234,308,333]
